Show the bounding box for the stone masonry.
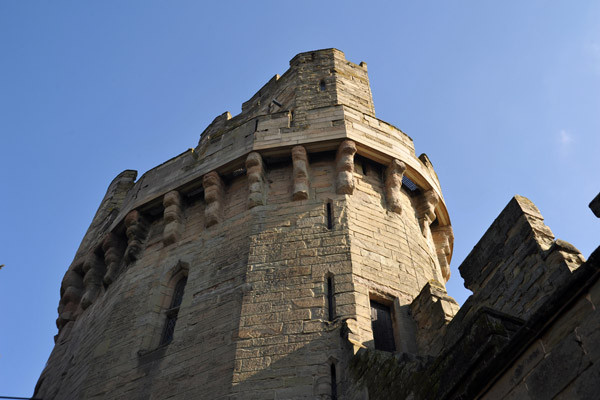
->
[35,49,599,399]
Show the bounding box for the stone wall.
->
[483,250,600,399]
[350,195,597,400]
[36,47,599,400]
[36,49,456,399]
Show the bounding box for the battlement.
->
[107,49,450,238]
[36,50,459,400]
[35,49,600,400]
[198,48,374,151]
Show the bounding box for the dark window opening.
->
[320,80,326,91]
[331,363,338,400]
[264,156,291,170]
[254,119,259,132]
[370,300,396,352]
[326,202,333,230]
[355,155,383,180]
[184,185,204,206]
[402,175,421,196]
[327,276,335,321]
[160,276,187,346]
[308,150,336,164]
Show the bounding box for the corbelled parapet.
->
[38,50,458,400]
[99,49,450,238]
[245,152,266,208]
[102,232,125,285]
[385,159,407,214]
[163,190,183,245]
[72,169,137,260]
[80,251,106,309]
[335,140,357,194]
[123,209,148,264]
[203,171,224,227]
[291,145,310,200]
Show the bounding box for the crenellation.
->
[42,49,600,400]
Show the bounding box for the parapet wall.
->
[36,49,459,399]
[104,48,449,238]
[350,194,596,399]
[37,144,452,399]
[458,195,584,321]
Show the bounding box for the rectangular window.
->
[370,300,396,352]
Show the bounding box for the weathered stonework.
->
[123,209,148,264]
[80,251,106,310]
[36,49,597,400]
[163,190,183,246]
[384,158,406,214]
[335,140,357,195]
[350,195,598,400]
[245,151,266,208]
[431,225,453,282]
[417,189,439,238]
[292,145,310,201]
[56,267,84,331]
[203,170,224,227]
[101,232,125,285]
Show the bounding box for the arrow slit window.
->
[160,276,187,345]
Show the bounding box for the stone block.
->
[525,332,592,400]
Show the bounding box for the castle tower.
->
[36,49,455,399]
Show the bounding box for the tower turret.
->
[36,49,456,400]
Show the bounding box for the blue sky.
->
[1,1,599,396]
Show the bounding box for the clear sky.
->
[1,1,599,397]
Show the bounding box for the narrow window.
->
[326,201,333,230]
[320,80,326,91]
[254,119,259,132]
[327,276,335,321]
[160,276,187,345]
[370,300,396,352]
[330,363,338,400]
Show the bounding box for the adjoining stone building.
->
[35,49,599,399]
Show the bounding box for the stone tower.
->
[35,49,457,399]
